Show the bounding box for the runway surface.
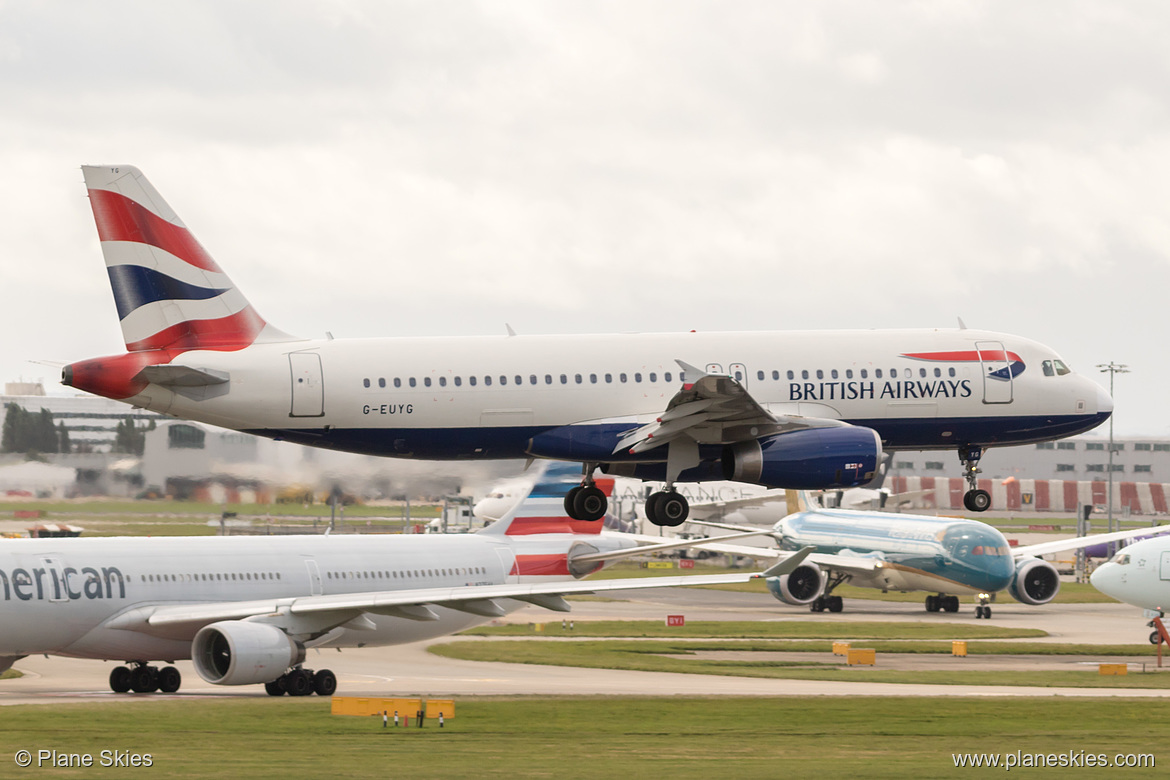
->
[4,586,1168,705]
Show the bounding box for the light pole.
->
[1097,362,1129,551]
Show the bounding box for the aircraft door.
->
[289,352,325,418]
[729,363,748,387]
[305,559,323,595]
[1160,551,1170,581]
[975,341,1013,405]
[37,555,69,603]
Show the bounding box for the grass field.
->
[461,619,1046,640]
[430,639,1170,688]
[1,697,1163,778]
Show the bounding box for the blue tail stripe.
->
[107,265,230,320]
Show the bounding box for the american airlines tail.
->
[81,165,292,352]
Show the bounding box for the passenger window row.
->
[137,572,282,583]
[362,372,677,389]
[326,566,486,580]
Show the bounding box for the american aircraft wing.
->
[1013,523,1170,559]
[114,552,813,640]
[612,361,846,455]
[613,533,881,575]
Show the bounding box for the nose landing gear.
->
[959,445,991,512]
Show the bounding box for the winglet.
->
[758,546,815,578]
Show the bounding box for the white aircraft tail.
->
[81,165,293,353]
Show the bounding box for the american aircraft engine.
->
[192,621,306,686]
[1007,558,1061,605]
[722,427,882,489]
[765,562,826,606]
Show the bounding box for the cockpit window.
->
[1042,360,1054,377]
[1110,553,1130,566]
[972,545,1011,556]
[1041,359,1072,377]
[1053,360,1071,376]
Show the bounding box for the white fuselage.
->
[1090,536,1170,612]
[82,328,1110,463]
[0,532,626,663]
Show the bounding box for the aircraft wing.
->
[613,361,846,455]
[687,490,790,520]
[116,559,807,640]
[637,536,881,575]
[1013,523,1170,558]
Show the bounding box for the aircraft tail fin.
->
[81,165,294,353]
[477,462,610,537]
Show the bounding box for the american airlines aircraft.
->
[0,466,802,696]
[62,166,1113,525]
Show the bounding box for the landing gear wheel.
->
[264,679,286,696]
[964,489,991,513]
[809,597,825,613]
[157,665,182,693]
[925,595,940,613]
[646,491,689,527]
[572,486,607,522]
[982,606,991,619]
[109,666,132,693]
[1151,631,1163,646]
[285,669,313,697]
[564,486,583,519]
[130,665,158,693]
[827,596,844,613]
[944,596,960,613]
[313,669,338,697]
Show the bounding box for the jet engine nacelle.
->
[1008,558,1061,605]
[765,563,826,606]
[192,621,306,686]
[723,427,882,489]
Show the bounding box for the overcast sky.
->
[2,1,1167,439]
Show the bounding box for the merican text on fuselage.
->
[0,565,125,601]
[788,379,973,402]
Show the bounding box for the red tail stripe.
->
[89,189,223,274]
[124,307,266,352]
[505,516,603,536]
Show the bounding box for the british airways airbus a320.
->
[63,166,1112,525]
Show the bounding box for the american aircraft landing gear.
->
[925,594,960,613]
[109,662,182,693]
[975,593,993,619]
[564,463,607,522]
[265,667,336,697]
[959,445,991,512]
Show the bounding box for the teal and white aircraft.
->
[675,495,1170,618]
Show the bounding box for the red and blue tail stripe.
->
[83,166,281,353]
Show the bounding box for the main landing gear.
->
[109,662,182,694]
[564,463,608,522]
[644,490,689,527]
[959,445,991,512]
[809,573,850,613]
[265,667,337,697]
[925,594,960,613]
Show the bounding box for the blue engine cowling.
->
[722,427,881,489]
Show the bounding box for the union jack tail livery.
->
[82,165,292,353]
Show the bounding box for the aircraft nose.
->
[1097,383,1114,416]
[1089,563,1117,596]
